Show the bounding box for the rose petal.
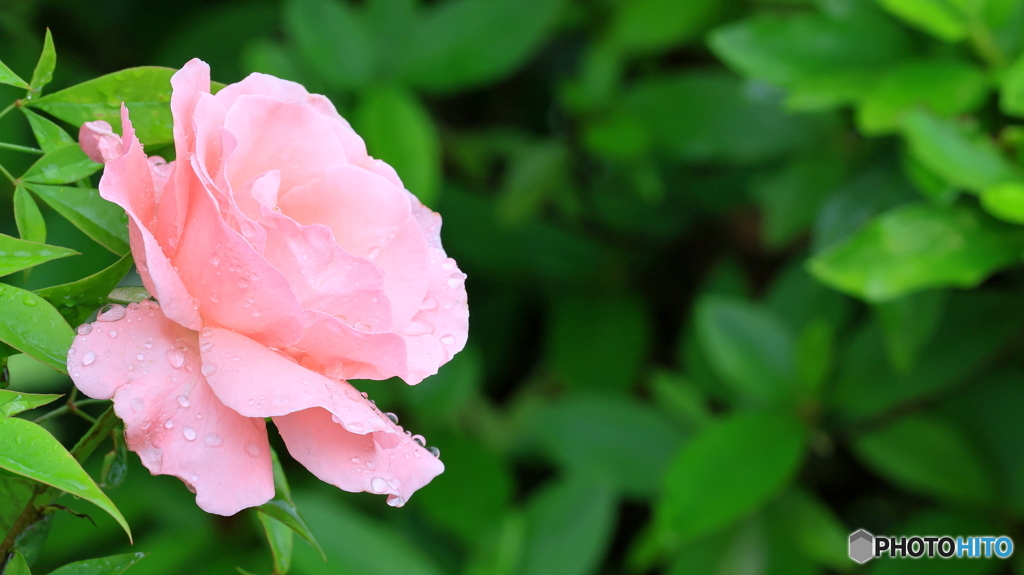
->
[258,209,392,329]
[222,94,349,194]
[79,121,123,164]
[67,301,274,516]
[295,310,407,382]
[274,407,444,507]
[100,106,201,331]
[170,159,304,348]
[278,165,430,328]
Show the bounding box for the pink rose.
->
[67,59,468,514]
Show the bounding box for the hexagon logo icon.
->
[849,529,874,564]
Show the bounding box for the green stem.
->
[0,142,43,155]
[0,101,16,122]
[32,399,108,425]
[0,163,15,185]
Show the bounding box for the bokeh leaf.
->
[809,203,1024,302]
[877,0,968,41]
[285,0,373,90]
[658,412,805,542]
[608,0,720,54]
[0,417,131,539]
[519,477,616,575]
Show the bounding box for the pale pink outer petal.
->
[257,208,392,330]
[79,121,122,164]
[99,106,201,331]
[274,408,444,507]
[66,301,274,516]
[169,158,304,348]
[222,95,349,193]
[294,310,407,382]
[278,165,430,329]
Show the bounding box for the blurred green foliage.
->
[2,0,1024,573]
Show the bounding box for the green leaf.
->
[980,180,1024,223]
[608,0,720,54]
[28,29,56,96]
[99,432,128,489]
[35,253,134,327]
[853,415,997,505]
[877,0,968,41]
[857,59,988,135]
[0,474,34,541]
[21,108,76,153]
[0,284,75,372]
[105,287,151,306]
[658,412,805,542]
[23,183,129,255]
[519,478,616,575]
[47,552,148,575]
[21,145,102,185]
[285,0,374,90]
[794,318,834,394]
[26,67,177,146]
[496,141,568,225]
[3,551,31,575]
[696,296,798,405]
[1001,51,1024,117]
[548,295,649,392]
[900,110,1018,192]
[708,8,911,88]
[768,490,849,570]
[68,407,119,465]
[621,72,822,164]
[355,87,440,206]
[528,395,684,497]
[0,234,76,277]
[875,289,946,372]
[257,501,325,560]
[753,151,845,248]
[14,187,46,245]
[0,58,29,90]
[0,417,131,539]
[0,389,61,417]
[258,511,293,575]
[399,0,567,92]
[809,203,1024,302]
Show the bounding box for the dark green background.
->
[2,0,1024,573]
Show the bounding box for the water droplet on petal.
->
[167,349,185,368]
[421,298,439,310]
[354,322,371,332]
[245,442,261,458]
[108,330,118,338]
[200,341,213,353]
[77,324,93,335]
[367,246,382,260]
[366,461,376,470]
[447,273,465,288]
[385,412,399,425]
[351,457,360,464]
[191,474,199,482]
[441,334,456,345]
[442,302,454,310]
[136,353,144,361]
[201,328,214,338]
[204,433,222,447]
[175,338,189,351]
[412,434,426,447]
[371,477,387,493]
[165,419,175,429]
[183,426,196,441]
[130,398,144,412]
[176,395,190,408]
[82,351,97,366]
[387,496,405,507]
[201,364,217,376]
[427,446,441,458]
[96,304,126,322]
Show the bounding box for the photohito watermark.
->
[848,529,1014,564]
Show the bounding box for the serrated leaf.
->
[13,187,46,245]
[21,145,101,185]
[0,389,61,417]
[28,29,56,96]
[809,203,1024,302]
[25,67,177,146]
[0,234,77,277]
[257,500,326,561]
[47,552,147,575]
[36,253,134,327]
[0,417,131,540]
[21,108,75,153]
[658,412,806,542]
[23,183,129,255]
[0,58,29,89]
[0,284,75,372]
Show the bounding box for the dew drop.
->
[77,324,93,335]
[237,278,249,288]
[366,461,376,470]
[371,477,387,493]
[166,349,185,368]
[183,426,196,441]
[165,419,175,429]
[351,457,360,464]
[427,446,441,458]
[245,442,261,458]
[143,341,153,349]
[385,412,399,425]
[130,398,144,412]
[442,302,454,310]
[108,330,118,338]
[412,434,426,447]
[191,474,199,483]
[68,348,76,355]
[447,273,465,288]
[201,328,214,338]
[441,258,456,271]
[440,334,456,345]
[96,304,126,322]
[354,322,371,332]
[203,433,222,447]
[176,395,190,408]
[367,246,382,260]
[82,351,97,366]
[201,363,217,376]
[200,341,214,353]
[136,353,145,361]
[175,338,189,351]
[421,298,439,310]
